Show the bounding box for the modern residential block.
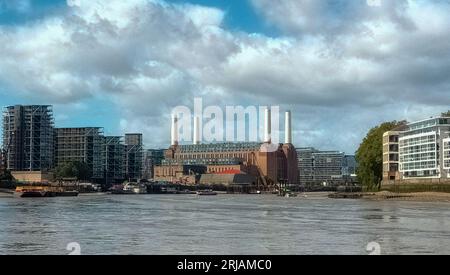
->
[124,133,143,181]
[54,127,105,181]
[104,136,125,185]
[297,147,356,187]
[142,149,165,180]
[399,117,450,179]
[383,131,401,181]
[2,105,54,171]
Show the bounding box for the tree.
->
[442,110,450,117]
[356,121,403,191]
[55,161,91,181]
[0,169,13,181]
[0,149,13,182]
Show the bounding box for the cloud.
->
[1,0,450,153]
[250,0,416,37]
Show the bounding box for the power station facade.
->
[155,109,298,188]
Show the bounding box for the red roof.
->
[213,169,243,175]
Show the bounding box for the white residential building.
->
[444,137,450,175]
[399,117,450,179]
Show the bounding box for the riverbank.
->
[0,188,13,195]
[4,190,449,202]
[330,191,450,203]
[0,191,332,199]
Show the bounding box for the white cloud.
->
[1,0,450,153]
[250,0,415,37]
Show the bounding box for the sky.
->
[1,0,450,152]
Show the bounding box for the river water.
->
[0,193,449,255]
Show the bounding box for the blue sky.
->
[167,0,272,34]
[1,0,450,152]
[0,0,277,34]
[0,0,67,24]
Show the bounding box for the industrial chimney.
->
[171,114,179,146]
[285,111,292,144]
[264,107,271,143]
[193,116,200,145]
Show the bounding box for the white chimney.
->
[193,116,200,145]
[171,114,178,146]
[264,107,271,143]
[285,111,292,144]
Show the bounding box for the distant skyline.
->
[1,0,450,152]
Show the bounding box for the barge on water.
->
[14,186,79,198]
[196,190,218,196]
[110,183,147,195]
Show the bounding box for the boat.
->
[112,183,147,194]
[14,186,80,198]
[285,192,298,198]
[55,190,79,197]
[196,190,218,196]
[14,186,55,198]
[164,187,179,194]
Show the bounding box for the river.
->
[0,193,449,255]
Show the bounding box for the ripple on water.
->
[1,195,450,254]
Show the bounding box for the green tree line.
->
[54,161,91,181]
